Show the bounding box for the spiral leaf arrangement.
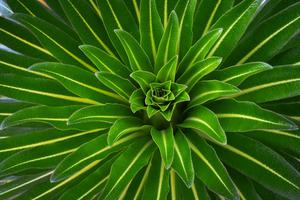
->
[0,0,300,199]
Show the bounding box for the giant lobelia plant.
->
[0,0,300,199]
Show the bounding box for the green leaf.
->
[207,0,263,61]
[107,117,151,145]
[187,131,237,199]
[59,0,115,57]
[68,103,132,125]
[0,74,97,106]
[51,132,145,182]
[155,0,178,28]
[142,150,170,200]
[208,62,272,86]
[115,29,152,72]
[235,65,300,103]
[270,46,300,65]
[96,72,136,101]
[193,0,234,39]
[151,126,174,169]
[177,28,223,76]
[12,14,96,72]
[156,55,178,82]
[101,139,155,200]
[130,70,156,93]
[214,133,300,199]
[31,62,124,104]
[228,2,300,65]
[140,0,164,62]
[0,17,53,60]
[179,105,226,144]
[189,80,240,107]
[175,0,197,58]
[177,57,222,91]
[172,129,194,188]
[155,11,179,73]
[79,45,131,78]
[97,0,139,64]
[129,89,146,113]
[0,99,31,122]
[209,99,297,132]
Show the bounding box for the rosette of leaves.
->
[0,0,300,199]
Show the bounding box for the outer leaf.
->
[177,57,222,91]
[107,117,150,145]
[208,62,272,86]
[270,46,300,65]
[155,11,179,73]
[140,0,164,62]
[129,89,146,113]
[96,72,136,101]
[0,74,97,106]
[68,104,132,125]
[151,126,174,169]
[235,65,300,103]
[130,70,156,93]
[13,14,96,72]
[31,62,124,104]
[101,139,155,200]
[179,105,226,144]
[59,0,115,56]
[0,99,31,122]
[51,132,145,182]
[156,55,178,82]
[187,132,237,199]
[155,0,178,28]
[97,0,139,64]
[214,133,300,199]
[177,28,223,76]
[208,0,263,61]
[189,80,240,107]
[142,150,170,200]
[172,129,194,188]
[79,45,130,78]
[193,0,234,39]
[229,2,300,65]
[209,99,297,132]
[115,29,152,72]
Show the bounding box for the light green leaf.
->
[0,74,97,106]
[101,139,155,200]
[151,126,174,169]
[235,65,300,103]
[115,29,152,72]
[189,80,240,107]
[155,11,179,73]
[156,55,178,82]
[31,62,124,104]
[96,72,136,101]
[172,129,194,188]
[140,0,164,62]
[209,99,297,132]
[208,0,263,61]
[228,2,300,65]
[187,131,237,199]
[51,132,145,182]
[177,28,223,76]
[214,133,300,199]
[97,0,139,64]
[142,150,170,200]
[130,70,156,93]
[208,62,272,86]
[79,45,131,78]
[68,103,132,125]
[179,105,226,144]
[177,57,222,91]
[108,117,151,145]
[129,89,146,113]
[59,0,115,57]
[12,14,96,72]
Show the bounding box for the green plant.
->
[0,0,300,199]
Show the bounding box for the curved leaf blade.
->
[156,55,178,82]
[130,70,156,93]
